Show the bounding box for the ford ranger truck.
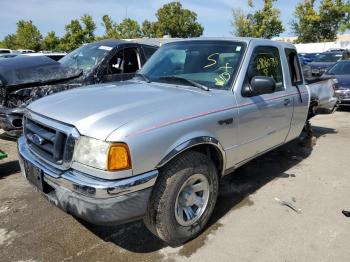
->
[19,38,312,246]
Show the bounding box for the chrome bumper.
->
[18,136,158,198]
[18,136,158,225]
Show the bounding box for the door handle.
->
[284,98,291,106]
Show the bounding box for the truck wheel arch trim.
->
[156,136,226,176]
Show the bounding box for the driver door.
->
[234,45,294,164]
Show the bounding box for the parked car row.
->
[303,49,350,82]
[298,48,350,107]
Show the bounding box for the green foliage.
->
[231,0,284,39]
[142,2,204,38]
[42,31,60,51]
[99,15,120,39]
[81,14,96,43]
[141,20,158,38]
[1,1,349,52]
[15,20,42,51]
[117,18,142,39]
[292,0,348,43]
[0,34,17,49]
[60,15,96,51]
[339,1,350,32]
[59,19,84,51]
[59,15,97,51]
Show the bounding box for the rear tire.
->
[144,151,219,246]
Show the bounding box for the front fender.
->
[156,136,226,173]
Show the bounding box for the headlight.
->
[73,136,131,171]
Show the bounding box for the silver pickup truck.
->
[18,38,335,246]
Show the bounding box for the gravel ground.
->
[0,110,349,262]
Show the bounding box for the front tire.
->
[144,151,219,246]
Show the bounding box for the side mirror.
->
[242,76,276,97]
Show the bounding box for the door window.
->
[107,48,141,75]
[244,46,284,91]
[285,49,303,85]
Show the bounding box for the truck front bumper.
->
[17,136,158,225]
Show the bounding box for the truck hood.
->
[0,56,82,88]
[27,81,216,140]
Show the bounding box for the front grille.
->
[24,117,74,166]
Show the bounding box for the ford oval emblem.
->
[31,134,45,145]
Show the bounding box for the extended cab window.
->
[245,46,284,91]
[285,48,303,85]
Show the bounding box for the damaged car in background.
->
[0,39,160,135]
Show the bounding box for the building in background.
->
[273,34,350,53]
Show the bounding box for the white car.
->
[17,49,35,54]
[0,48,12,54]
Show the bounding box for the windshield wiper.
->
[134,73,151,83]
[159,76,210,91]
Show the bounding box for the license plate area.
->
[24,161,44,191]
[24,160,53,193]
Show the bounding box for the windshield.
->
[313,52,343,63]
[59,44,113,73]
[139,40,246,90]
[327,62,350,75]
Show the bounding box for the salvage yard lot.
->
[1,110,350,262]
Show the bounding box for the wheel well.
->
[308,98,319,119]
[186,144,224,176]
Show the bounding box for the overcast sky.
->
[0,0,301,39]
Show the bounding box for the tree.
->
[15,20,42,51]
[141,20,158,38]
[292,0,347,43]
[117,18,142,39]
[100,15,120,39]
[60,15,96,51]
[143,2,204,38]
[339,2,350,32]
[0,34,17,49]
[81,14,96,43]
[231,0,284,39]
[42,31,60,51]
[60,19,85,51]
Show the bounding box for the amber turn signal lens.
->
[108,144,131,171]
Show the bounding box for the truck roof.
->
[159,37,296,50]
